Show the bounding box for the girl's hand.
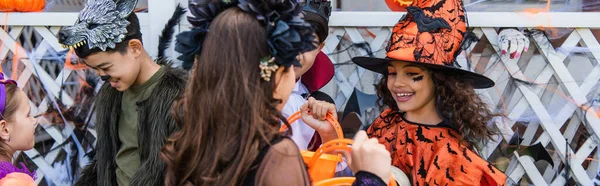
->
[300,97,338,143]
[337,131,392,184]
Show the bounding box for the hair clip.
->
[259,57,278,81]
[0,72,16,119]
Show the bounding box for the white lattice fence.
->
[0,23,105,185]
[320,12,600,185]
[1,6,600,186]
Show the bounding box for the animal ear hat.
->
[351,0,494,89]
[58,0,140,51]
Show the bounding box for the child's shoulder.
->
[162,67,188,83]
[152,58,188,79]
[367,108,402,134]
[373,108,402,126]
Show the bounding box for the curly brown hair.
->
[375,69,500,149]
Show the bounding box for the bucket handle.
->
[281,112,398,186]
[306,138,353,168]
[280,111,344,140]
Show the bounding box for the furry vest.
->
[75,61,187,186]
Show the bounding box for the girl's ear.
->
[0,120,9,141]
[318,42,325,51]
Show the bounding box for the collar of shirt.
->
[293,79,309,95]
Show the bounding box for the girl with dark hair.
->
[162,0,393,185]
[351,0,507,185]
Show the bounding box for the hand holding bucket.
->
[280,111,345,182]
[280,112,397,186]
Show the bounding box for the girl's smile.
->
[387,61,436,115]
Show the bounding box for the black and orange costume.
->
[351,0,507,184]
[367,109,505,185]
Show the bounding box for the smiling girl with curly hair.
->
[351,0,507,185]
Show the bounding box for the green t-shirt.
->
[115,66,165,186]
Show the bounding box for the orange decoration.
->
[0,0,45,12]
[281,112,398,186]
[385,0,412,12]
[280,112,345,183]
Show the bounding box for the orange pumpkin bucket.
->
[280,111,347,182]
[308,139,397,186]
[280,112,398,186]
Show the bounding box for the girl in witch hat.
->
[352,0,507,185]
[0,69,38,186]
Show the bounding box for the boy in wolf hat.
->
[58,0,187,185]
